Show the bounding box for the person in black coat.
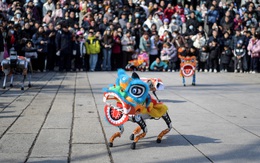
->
[208,39,220,73]
[186,11,200,30]
[220,44,232,72]
[45,23,56,71]
[55,24,73,72]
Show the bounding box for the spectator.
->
[22,40,38,70]
[42,0,55,18]
[46,23,56,71]
[85,31,100,72]
[198,45,209,72]
[160,42,177,72]
[153,13,163,32]
[111,30,122,70]
[119,12,128,29]
[184,23,197,48]
[247,32,260,73]
[55,24,73,72]
[98,17,109,35]
[158,18,170,37]
[143,14,155,29]
[206,5,219,28]
[67,11,77,28]
[208,39,220,73]
[68,0,80,23]
[234,40,247,73]
[121,30,135,69]
[42,10,54,25]
[72,35,85,71]
[191,31,206,50]
[164,3,175,20]
[219,16,233,34]
[231,28,247,53]
[54,2,63,23]
[101,27,113,71]
[220,44,232,72]
[150,34,162,65]
[233,13,243,31]
[150,57,168,71]
[32,26,48,72]
[186,11,200,31]
[139,31,151,70]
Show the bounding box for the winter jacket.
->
[234,47,246,57]
[209,45,220,59]
[161,43,177,61]
[85,36,100,55]
[150,60,168,70]
[199,50,209,62]
[101,34,113,49]
[32,33,48,53]
[112,35,121,54]
[139,36,151,53]
[73,41,86,57]
[55,30,73,53]
[231,34,246,50]
[247,38,260,58]
[192,35,206,49]
[221,48,232,64]
[207,9,219,24]
[121,35,135,52]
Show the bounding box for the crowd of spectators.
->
[0,0,260,73]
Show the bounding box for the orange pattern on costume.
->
[179,56,197,77]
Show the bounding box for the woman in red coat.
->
[112,30,122,70]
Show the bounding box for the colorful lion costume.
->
[178,47,197,86]
[103,69,172,149]
[125,52,149,71]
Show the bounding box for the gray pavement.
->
[0,71,260,163]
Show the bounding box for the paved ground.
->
[0,71,259,163]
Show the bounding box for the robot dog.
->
[1,49,32,90]
[103,69,172,149]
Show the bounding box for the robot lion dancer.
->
[103,69,172,149]
[1,49,32,90]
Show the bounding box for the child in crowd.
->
[160,42,177,72]
[234,40,246,73]
[208,39,220,73]
[72,35,86,71]
[21,40,38,71]
[220,44,232,72]
[198,45,209,72]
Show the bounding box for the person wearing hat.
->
[231,27,246,52]
[119,12,128,29]
[101,27,113,71]
[158,18,170,37]
[234,40,246,73]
